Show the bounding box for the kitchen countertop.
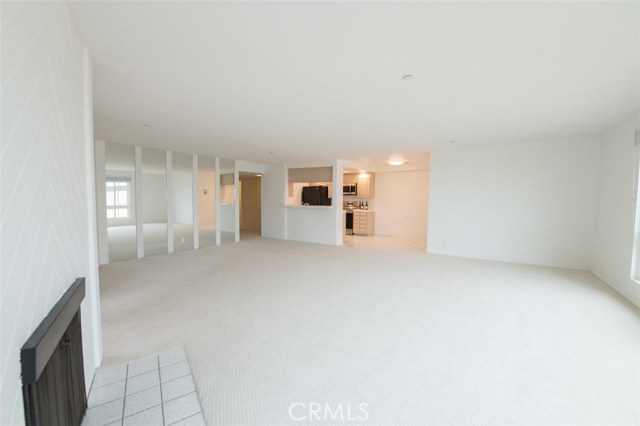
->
[343,209,374,213]
[287,205,333,209]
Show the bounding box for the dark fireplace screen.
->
[21,278,87,426]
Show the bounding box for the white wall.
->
[428,137,601,269]
[592,113,640,308]
[286,207,337,245]
[142,173,166,223]
[261,163,287,239]
[374,170,429,238]
[1,2,101,424]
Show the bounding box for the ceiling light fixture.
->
[449,140,456,143]
[402,75,414,81]
[143,124,151,128]
[255,174,262,177]
[387,159,406,166]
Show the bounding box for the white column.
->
[193,154,199,250]
[135,146,144,258]
[334,160,344,246]
[166,150,174,254]
[83,48,103,370]
[94,140,108,265]
[234,164,240,243]
[215,157,221,246]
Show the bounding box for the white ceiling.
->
[70,1,639,169]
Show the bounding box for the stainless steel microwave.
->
[343,184,357,195]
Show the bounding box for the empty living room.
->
[1,1,639,426]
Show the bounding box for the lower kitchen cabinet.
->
[353,211,375,236]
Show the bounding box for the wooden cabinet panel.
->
[356,174,374,198]
[343,174,357,185]
[353,211,375,236]
[289,167,332,183]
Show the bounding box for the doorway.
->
[239,172,262,241]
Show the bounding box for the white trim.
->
[631,131,640,281]
[83,48,103,370]
[234,164,240,242]
[193,154,199,250]
[135,146,144,258]
[167,150,174,254]
[94,140,109,265]
[215,157,221,246]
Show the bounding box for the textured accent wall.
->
[1,2,100,425]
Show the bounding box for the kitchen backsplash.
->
[343,195,375,210]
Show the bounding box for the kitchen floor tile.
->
[162,375,196,402]
[126,369,160,395]
[162,392,201,425]
[160,360,191,383]
[123,385,161,417]
[123,405,164,426]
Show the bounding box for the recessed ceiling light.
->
[402,75,414,81]
[268,152,274,155]
[449,140,456,143]
[143,124,151,128]
[387,159,407,166]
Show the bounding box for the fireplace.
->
[20,278,87,426]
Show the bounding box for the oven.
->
[345,211,354,235]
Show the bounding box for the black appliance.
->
[343,184,357,195]
[302,186,331,206]
[345,212,354,235]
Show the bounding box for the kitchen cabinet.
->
[353,211,374,236]
[343,174,358,185]
[357,174,374,198]
[289,167,332,183]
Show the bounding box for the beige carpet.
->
[98,238,640,425]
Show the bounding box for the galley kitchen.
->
[285,163,429,252]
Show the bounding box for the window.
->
[106,178,130,219]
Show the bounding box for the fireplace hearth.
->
[20,278,87,426]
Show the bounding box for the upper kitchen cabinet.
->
[343,174,357,185]
[357,173,374,198]
[344,173,375,198]
[288,166,332,183]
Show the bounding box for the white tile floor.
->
[83,348,205,426]
[343,234,426,253]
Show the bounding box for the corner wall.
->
[1,2,101,424]
[427,136,601,269]
[261,163,287,239]
[592,113,640,308]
